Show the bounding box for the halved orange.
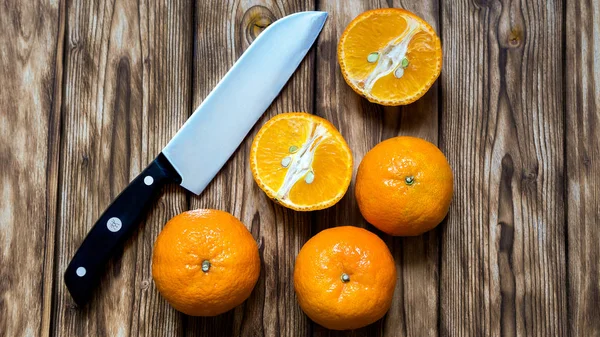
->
[338,8,442,106]
[250,113,353,211]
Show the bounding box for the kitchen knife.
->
[65,11,328,306]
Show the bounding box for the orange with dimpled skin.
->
[355,136,453,236]
[294,226,397,330]
[152,209,260,316]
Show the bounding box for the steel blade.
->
[162,11,327,195]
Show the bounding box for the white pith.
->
[351,16,422,92]
[276,123,329,200]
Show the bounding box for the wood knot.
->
[521,169,538,184]
[582,154,591,167]
[508,29,523,48]
[241,5,276,43]
[140,279,151,290]
[473,0,491,8]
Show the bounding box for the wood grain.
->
[565,0,600,335]
[186,1,315,336]
[129,1,192,336]
[0,1,64,336]
[440,0,567,336]
[1,0,592,336]
[313,2,383,336]
[382,1,441,336]
[51,0,192,336]
[314,1,441,336]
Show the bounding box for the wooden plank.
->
[128,1,193,336]
[565,0,600,335]
[186,1,315,337]
[440,0,567,336]
[52,0,192,335]
[0,1,64,336]
[313,2,385,336]
[383,1,441,337]
[313,1,440,336]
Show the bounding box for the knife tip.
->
[304,11,328,18]
[311,11,328,27]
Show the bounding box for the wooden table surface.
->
[1,0,599,336]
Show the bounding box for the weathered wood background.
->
[1,0,598,336]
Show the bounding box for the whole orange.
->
[356,136,453,236]
[294,226,396,330]
[152,209,260,316]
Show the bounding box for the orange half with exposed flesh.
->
[338,8,442,106]
[250,113,353,211]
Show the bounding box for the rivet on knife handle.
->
[64,153,181,306]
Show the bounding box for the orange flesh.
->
[338,9,442,105]
[251,113,352,211]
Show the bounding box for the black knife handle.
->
[64,153,181,306]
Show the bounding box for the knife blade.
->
[164,11,328,195]
[65,11,328,306]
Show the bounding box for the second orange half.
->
[338,8,442,106]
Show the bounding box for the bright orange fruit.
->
[294,226,397,330]
[250,112,353,211]
[356,136,453,236]
[152,209,260,316]
[338,8,442,106]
